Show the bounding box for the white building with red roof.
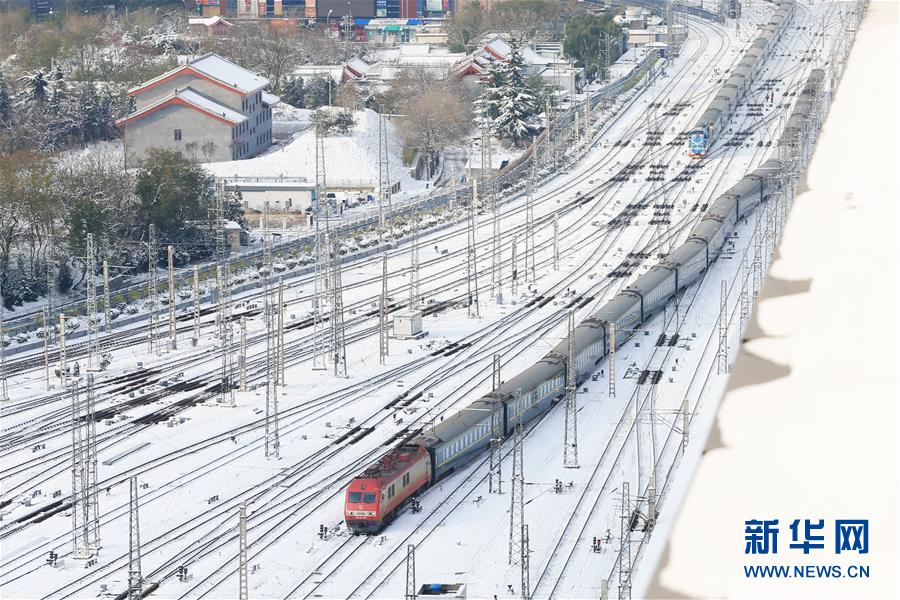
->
[117,53,280,164]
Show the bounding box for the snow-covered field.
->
[0,2,861,598]
[204,108,427,195]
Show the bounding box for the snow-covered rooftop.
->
[188,16,233,27]
[117,87,249,126]
[188,53,269,94]
[261,91,281,107]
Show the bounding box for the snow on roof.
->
[293,65,345,83]
[176,88,247,122]
[129,53,268,96]
[480,35,550,66]
[188,53,269,94]
[345,57,371,76]
[117,87,248,126]
[262,91,281,106]
[189,16,233,27]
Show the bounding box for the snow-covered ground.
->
[0,2,862,598]
[204,108,428,196]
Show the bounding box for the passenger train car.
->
[344,68,826,535]
[688,0,796,157]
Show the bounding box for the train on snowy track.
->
[687,0,796,158]
[344,67,826,535]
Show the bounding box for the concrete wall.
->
[124,103,234,164]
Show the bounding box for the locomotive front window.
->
[349,492,377,503]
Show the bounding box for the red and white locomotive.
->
[344,444,431,533]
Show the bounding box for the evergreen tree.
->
[0,73,11,128]
[473,58,504,133]
[281,75,305,108]
[21,69,49,103]
[76,81,101,142]
[493,44,540,146]
[55,261,73,294]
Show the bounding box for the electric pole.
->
[405,544,416,600]
[147,224,158,355]
[467,179,480,318]
[71,375,100,559]
[330,234,348,377]
[509,391,524,566]
[717,280,728,375]
[489,354,502,494]
[167,245,176,351]
[85,233,99,370]
[379,254,389,364]
[127,476,142,600]
[564,309,578,468]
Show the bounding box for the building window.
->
[174,129,182,141]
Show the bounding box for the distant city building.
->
[188,16,235,36]
[117,53,280,164]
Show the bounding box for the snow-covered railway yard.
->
[0,0,862,598]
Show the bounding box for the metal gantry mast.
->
[329,234,348,378]
[564,309,579,468]
[618,481,632,599]
[378,111,393,243]
[409,202,420,310]
[42,308,50,390]
[489,354,502,494]
[739,255,750,333]
[0,300,8,402]
[240,316,247,391]
[526,162,536,285]
[59,314,67,389]
[276,278,285,386]
[85,233,99,370]
[313,123,330,371]
[379,254,389,364]
[71,375,100,559]
[102,259,111,334]
[127,475,143,600]
[552,213,560,271]
[192,266,201,344]
[508,392,524,566]
[467,179,480,318]
[717,280,728,375]
[264,239,280,459]
[239,502,248,600]
[167,245,177,351]
[511,236,518,297]
[405,544,417,600]
[608,323,616,398]
[147,224,159,355]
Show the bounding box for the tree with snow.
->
[473,58,504,134]
[281,75,305,108]
[492,43,540,146]
[20,69,49,104]
[0,73,11,129]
